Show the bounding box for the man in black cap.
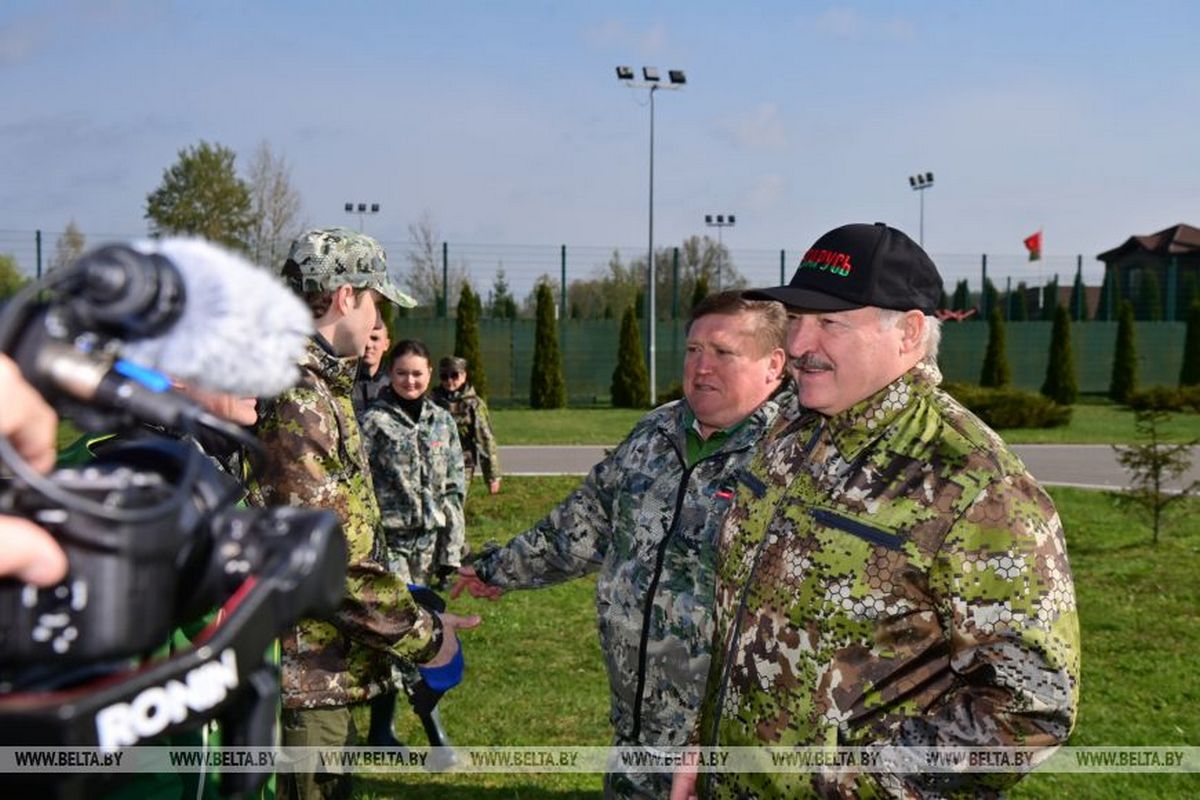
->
[674,223,1079,799]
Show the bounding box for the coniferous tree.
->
[1110,300,1138,403]
[1095,266,1115,321]
[487,267,519,319]
[981,278,1000,321]
[1041,304,1078,404]
[1068,268,1087,321]
[951,279,970,312]
[937,287,949,310]
[1179,301,1200,386]
[454,282,488,399]
[1041,277,1059,321]
[1010,282,1029,321]
[530,281,566,408]
[610,305,649,408]
[1177,271,1200,321]
[980,306,1012,387]
[1138,269,1163,321]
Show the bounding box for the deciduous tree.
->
[245,140,304,269]
[145,140,252,250]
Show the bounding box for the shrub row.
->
[1125,386,1200,413]
[942,382,1072,429]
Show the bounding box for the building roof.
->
[1098,223,1200,262]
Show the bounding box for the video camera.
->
[0,244,347,798]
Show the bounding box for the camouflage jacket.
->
[253,339,443,709]
[697,362,1080,799]
[432,383,501,483]
[360,388,466,539]
[351,363,390,417]
[474,388,792,756]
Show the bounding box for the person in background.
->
[359,338,467,750]
[674,223,1079,799]
[431,355,501,495]
[352,321,391,415]
[454,291,792,799]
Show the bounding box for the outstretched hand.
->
[421,611,482,669]
[450,565,505,601]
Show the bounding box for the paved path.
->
[500,444,1200,492]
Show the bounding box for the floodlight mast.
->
[615,66,686,404]
[344,201,381,232]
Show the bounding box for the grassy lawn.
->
[491,404,1200,446]
[359,479,1200,799]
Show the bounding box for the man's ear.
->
[899,310,925,355]
[331,284,355,315]
[767,347,787,382]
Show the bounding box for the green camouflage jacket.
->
[474,388,792,798]
[360,388,466,552]
[432,383,501,484]
[697,362,1080,799]
[253,339,443,709]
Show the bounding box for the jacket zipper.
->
[707,420,823,745]
[627,430,750,742]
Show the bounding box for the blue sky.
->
[1,0,1197,290]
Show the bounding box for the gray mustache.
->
[788,353,834,372]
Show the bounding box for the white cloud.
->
[717,103,788,151]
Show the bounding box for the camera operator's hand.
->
[0,353,68,585]
[420,611,481,669]
[449,565,504,601]
[0,517,68,586]
[0,353,58,472]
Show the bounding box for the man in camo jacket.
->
[673,224,1080,800]
[455,291,794,799]
[255,227,478,800]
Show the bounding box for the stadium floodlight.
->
[614,65,688,404]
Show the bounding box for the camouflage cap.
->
[283,227,416,308]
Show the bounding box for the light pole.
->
[344,202,380,232]
[907,172,934,247]
[704,214,736,291]
[617,65,686,405]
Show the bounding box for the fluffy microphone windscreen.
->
[119,238,314,397]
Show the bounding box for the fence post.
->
[441,241,449,319]
[35,230,42,280]
[980,254,988,318]
[671,247,680,320]
[1075,255,1084,321]
[560,244,567,320]
[1167,255,1178,322]
[780,249,786,285]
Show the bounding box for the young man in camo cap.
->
[254,227,479,800]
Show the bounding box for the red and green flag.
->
[1023,230,1042,262]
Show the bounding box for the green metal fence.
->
[393,318,1191,405]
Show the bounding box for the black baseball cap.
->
[745,223,942,314]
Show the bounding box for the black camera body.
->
[0,438,344,671]
[0,243,348,798]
